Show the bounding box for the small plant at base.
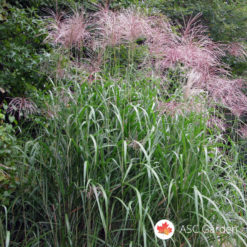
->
[7,97,38,120]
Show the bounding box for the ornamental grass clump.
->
[6,79,246,246]
[94,7,150,48]
[46,9,90,48]
[149,14,247,117]
[45,8,247,117]
[148,14,227,77]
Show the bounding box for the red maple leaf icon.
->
[157,222,173,235]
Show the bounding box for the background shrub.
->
[0,4,51,96]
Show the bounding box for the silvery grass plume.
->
[44,8,247,117]
[149,14,247,117]
[149,14,227,77]
[225,42,247,60]
[93,7,120,47]
[206,116,227,132]
[7,97,38,119]
[45,9,90,48]
[207,77,247,117]
[116,9,150,43]
[185,70,247,117]
[94,7,150,48]
[157,98,207,116]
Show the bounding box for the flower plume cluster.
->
[46,10,90,48]
[45,7,247,117]
[94,8,150,47]
[148,14,247,116]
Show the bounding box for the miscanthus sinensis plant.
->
[45,7,247,120]
[45,9,90,49]
[3,78,246,246]
[2,5,246,247]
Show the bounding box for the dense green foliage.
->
[0,3,50,96]
[0,0,247,246]
[145,0,247,42]
[2,79,246,246]
[0,108,20,207]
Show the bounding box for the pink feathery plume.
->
[46,9,89,48]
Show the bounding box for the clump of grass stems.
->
[3,78,246,246]
[1,4,247,247]
[45,7,247,117]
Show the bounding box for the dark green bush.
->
[0,110,20,206]
[146,0,247,42]
[0,5,51,96]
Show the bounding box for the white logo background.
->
[154,219,175,240]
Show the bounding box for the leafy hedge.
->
[0,4,51,96]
